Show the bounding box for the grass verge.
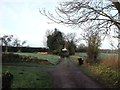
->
[70,55,120,88]
[2,65,53,88]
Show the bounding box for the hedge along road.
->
[52,57,103,88]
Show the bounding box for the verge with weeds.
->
[70,55,120,88]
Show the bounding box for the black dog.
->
[78,58,84,65]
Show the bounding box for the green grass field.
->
[14,53,60,65]
[3,65,54,88]
[75,52,118,59]
[2,53,60,88]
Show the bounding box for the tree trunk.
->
[5,46,8,52]
[17,47,21,52]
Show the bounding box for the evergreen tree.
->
[47,28,64,55]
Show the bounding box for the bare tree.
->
[40,0,120,37]
[0,35,13,52]
[12,38,20,47]
[65,33,78,43]
[64,33,78,55]
[12,38,27,52]
[82,30,101,63]
[18,40,26,52]
[40,0,120,62]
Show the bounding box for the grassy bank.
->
[70,55,120,88]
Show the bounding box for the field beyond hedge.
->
[14,53,60,65]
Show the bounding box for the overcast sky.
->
[0,0,118,49]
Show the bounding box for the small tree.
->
[83,30,101,63]
[0,35,13,52]
[12,38,27,52]
[67,41,76,55]
[12,38,20,47]
[64,33,78,55]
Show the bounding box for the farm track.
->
[52,58,104,88]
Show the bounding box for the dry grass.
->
[37,52,48,55]
[100,55,120,69]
